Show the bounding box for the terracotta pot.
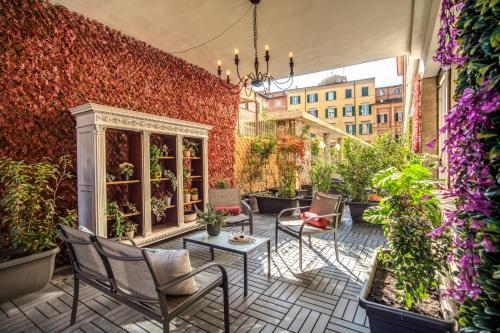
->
[207,224,221,236]
[0,247,59,303]
[184,193,191,203]
[124,231,135,239]
[191,193,198,201]
[183,150,190,158]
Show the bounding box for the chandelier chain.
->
[253,4,258,59]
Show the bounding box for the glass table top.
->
[184,230,269,253]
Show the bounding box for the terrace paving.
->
[0,209,384,333]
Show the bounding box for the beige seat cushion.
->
[279,218,329,234]
[147,249,198,296]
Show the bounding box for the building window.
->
[361,86,369,97]
[378,89,385,96]
[326,91,336,101]
[290,95,301,105]
[345,89,352,99]
[346,124,356,135]
[275,99,283,108]
[359,104,371,116]
[377,114,389,123]
[395,112,403,122]
[359,123,373,135]
[394,87,401,94]
[343,105,354,117]
[307,93,318,103]
[325,107,337,119]
[308,109,318,117]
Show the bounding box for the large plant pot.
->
[349,201,377,223]
[184,210,197,223]
[0,247,60,303]
[295,189,307,197]
[301,184,313,197]
[206,224,221,236]
[255,195,298,215]
[359,249,456,333]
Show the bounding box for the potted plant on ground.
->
[215,179,230,189]
[184,188,191,203]
[151,195,169,223]
[0,155,77,303]
[300,158,337,206]
[161,144,169,157]
[190,188,199,201]
[195,204,226,236]
[360,161,455,333]
[124,221,138,239]
[150,144,163,179]
[118,162,134,181]
[255,135,305,214]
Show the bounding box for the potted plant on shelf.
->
[190,188,199,201]
[184,188,191,203]
[124,221,138,239]
[163,169,178,192]
[165,191,173,206]
[151,195,169,223]
[360,161,455,333]
[122,201,139,214]
[195,204,226,236]
[150,144,163,179]
[161,144,169,157]
[118,162,134,181]
[254,135,305,214]
[0,155,77,303]
[182,139,193,158]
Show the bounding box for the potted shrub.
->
[161,144,169,157]
[163,169,178,192]
[151,195,169,223]
[118,162,134,181]
[360,161,455,333]
[165,191,173,206]
[124,221,138,239]
[150,144,163,179]
[190,188,199,201]
[183,139,198,158]
[184,210,197,223]
[215,179,230,189]
[0,156,77,303]
[122,201,138,214]
[195,204,226,236]
[184,188,191,203]
[255,135,305,214]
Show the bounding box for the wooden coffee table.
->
[183,231,271,296]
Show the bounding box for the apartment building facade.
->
[374,85,404,139]
[264,92,287,112]
[285,78,377,142]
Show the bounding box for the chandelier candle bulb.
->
[217,60,222,76]
[264,44,270,61]
[226,70,230,84]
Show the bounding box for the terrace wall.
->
[0,0,239,206]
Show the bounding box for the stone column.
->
[142,131,152,235]
[176,135,185,225]
[202,137,209,211]
[323,133,332,162]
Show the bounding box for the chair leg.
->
[162,319,170,333]
[334,232,339,261]
[308,234,312,247]
[70,277,79,325]
[275,227,279,251]
[250,221,253,235]
[299,237,303,271]
[241,225,244,232]
[223,281,230,333]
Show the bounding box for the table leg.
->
[267,240,271,277]
[183,239,186,249]
[211,247,214,261]
[243,254,248,296]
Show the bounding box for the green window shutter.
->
[369,123,373,134]
[325,109,329,118]
[290,96,293,104]
[345,125,349,133]
[343,107,346,116]
[359,105,362,115]
[353,125,356,135]
[334,108,337,118]
[333,91,336,100]
[359,124,363,134]
[369,105,372,115]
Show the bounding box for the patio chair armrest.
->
[110,237,138,246]
[240,200,253,218]
[276,206,311,222]
[156,262,226,293]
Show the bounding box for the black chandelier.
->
[217,0,294,96]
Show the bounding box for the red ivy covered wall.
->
[0,0,239,206]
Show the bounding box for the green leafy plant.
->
[311,159,336,193]
[151,195,170,222]
[276,135,305,198]
[310,139,320,158]
[364,161,449,309]
[0,155,76,255]
[334,137,377,202]
[195,204,226,227]
[124,220,138,233]
[371,133,414,171]
[215,179,230,189]
[118,162,134,177]
[163,169,178,191]
[242,135,277,192]
[183,139,199,156]
[150,144,162,178]
[183,167,192,186]
[123,201,138,214]
[107,201,125,237]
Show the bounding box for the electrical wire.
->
[170,4,252,54]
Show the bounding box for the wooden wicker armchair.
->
[57,224,230,333]
[275,193,344,270]
[209,188,253,234]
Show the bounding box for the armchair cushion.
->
[146,248,198,296]
[214,205,241,216]
[301,212,329,228]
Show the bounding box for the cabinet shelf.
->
[159,156,175,160]
[184,200,202,206]
[107,211,141,220]
[151,178,173,182]
[189,175,202,179]
[184,156,201,160]
[107,180,141,185]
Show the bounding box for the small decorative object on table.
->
[195,204,226,236]
[118,162,134,181]
[228,233,255,244]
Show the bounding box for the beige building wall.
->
[285,78,377,143]
[421,77,439,155]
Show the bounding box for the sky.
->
[258,57,402,92]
